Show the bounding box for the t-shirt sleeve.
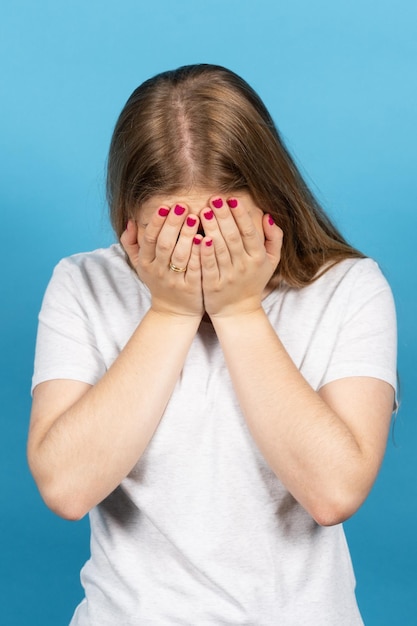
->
[319,260,397,391]
[32,259,107,393]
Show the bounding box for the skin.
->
[129,189,281,315]
[27,189,394,525]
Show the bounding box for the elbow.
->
[34,477,89,521]
[307,490,366,527]
[311,506,353,528]
[28,454,89,522]
[41,487,89,521]
[301,464,376,527]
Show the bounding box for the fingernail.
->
[268,215,275,226]
[174,204,186,216]
[158,207,169,217]
[227,198,238,208]
[193,236,202,245]
[186,216,197,227]
[205,239,213,247]
[212,198,223,209]
[203,209,214,220]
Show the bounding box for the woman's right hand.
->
[120,204,204,318]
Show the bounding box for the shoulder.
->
[269,257,393,309]
[310,257,395,325]
[49,244,140,292]
[42,243,146,311]
[54,243,128,278]
[296,257,394,313]
[316,257,391,293]
[266,258,397,391]
[265,256,396,338]
[317,257,395,320]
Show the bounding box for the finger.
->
[224,197,262,256]
[155,203,189,264]
[170,213,201,273]
[200,206,233,267]
[185,235,203,283]
[139,206,171,264]
[120,220,140,267]
[204,197,244,257]
[200,237,219,282]
[263,214,283,267]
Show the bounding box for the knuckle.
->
[143,231,158,246]
[213,242,229,257]
[252,252,266,266]
[204,258,217,271]
[172,253,188,266]
[241,226,257,238]
[186,260,199,273]
[226,230,241,245]
[156,238,172,253]
[172,245,190,265]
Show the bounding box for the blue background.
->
[1,1,416,624]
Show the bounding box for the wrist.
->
[208,305,266,328]
[210,307,276,348]
[206,299,264,321]
[149,305,203,325]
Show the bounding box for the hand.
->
[199,195,283,318]
[120,203,204,318]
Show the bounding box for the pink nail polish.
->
[268,215,275,226]
[212,198,223,209]
[204,209,214,220]
[174,204,186,216]
[186,216,197,227]
[193,236,202,245]
[227,198,238,208]
[158,207,169,217]
[205,239,213,247]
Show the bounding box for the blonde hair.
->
[107,64,363,287]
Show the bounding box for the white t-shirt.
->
[32,244,397,626]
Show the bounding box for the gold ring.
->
[169,262,187,273]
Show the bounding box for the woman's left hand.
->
[199,195,283,318]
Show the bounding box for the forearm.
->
[29,309,201,519]
[211,308,370,525]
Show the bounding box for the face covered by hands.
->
[120,189,283,320]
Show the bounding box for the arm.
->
[211,311,393,526]
[28,205,203,520]
[199,195,394,526]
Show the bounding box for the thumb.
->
[120,220,140,268]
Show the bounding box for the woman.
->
[28,64,396,625]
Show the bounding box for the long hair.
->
[107,64,363,287]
